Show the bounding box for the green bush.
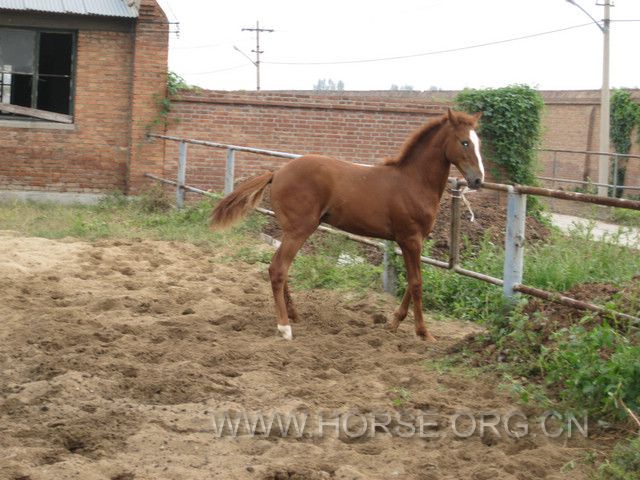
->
[598,436,640,480]
[456,85,544,186]
[541,324,640,420]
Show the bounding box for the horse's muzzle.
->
[468,177,482,190]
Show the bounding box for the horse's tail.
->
[210,171,274,231]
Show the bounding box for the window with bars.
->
[0,28,75,121]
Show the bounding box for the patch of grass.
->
[232,246,272,265]
[611,207,640,228]
[290,234,382,292]
[499,374,553,408]
[598,436,640,480]
[540,323,640,421]
[423,356,482,379]
[389,387,411,407]
[0,188,264,247]
[524,225,640,291]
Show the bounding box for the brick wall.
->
[162,89,640,196]
[0,0,168,194]
[164,91,449,193]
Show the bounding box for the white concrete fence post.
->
[383,240,397,295]
[503,187,527,299]
[176,141,187,209]
[225,148,236,195]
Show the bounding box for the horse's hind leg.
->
[397,236,436,342]
[269,233,308,340]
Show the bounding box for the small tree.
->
[313,79,344,91]
[390,84,414,91]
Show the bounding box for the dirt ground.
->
[0,231,612,480]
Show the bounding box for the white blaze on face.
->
[469,130,484,181]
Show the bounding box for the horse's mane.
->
[384,111,477,166]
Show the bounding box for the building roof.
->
[0,0,139,18]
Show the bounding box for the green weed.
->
[389,387,412,407]
[611,207,640,228]
[598,436,640,479]
[540,323,640,420]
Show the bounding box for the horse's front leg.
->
[397,236,436,342]
[284,280,300,323]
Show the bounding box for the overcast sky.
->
[156,0,639,92]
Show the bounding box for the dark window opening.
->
[0,28,75,120]
[9,74,32,107]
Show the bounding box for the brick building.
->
[0,0,168,201]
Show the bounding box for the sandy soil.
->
[0,232,610,480]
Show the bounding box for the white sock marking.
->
[470,130,484,181]
[277,324,293,340]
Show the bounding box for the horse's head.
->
[444,109,484,189]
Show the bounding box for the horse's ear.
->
[447,108,459,126]
[472,112,483,124]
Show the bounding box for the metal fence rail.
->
[147,134,640,325]
[537,148,640,196]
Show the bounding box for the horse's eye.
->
[461,140,469,148]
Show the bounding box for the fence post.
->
[551,151,557,210]
[503,188,527,299]
[225,148,235,195]
[176,141,187,209]
[613,155,618,197]
[382,241,397,295]
[449,186,462,269]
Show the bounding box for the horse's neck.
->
[399,128,451,198]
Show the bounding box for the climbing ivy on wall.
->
[148,71,200,130]
[609,89,640,197]
[455,85,544,186]
[610,89,640,154]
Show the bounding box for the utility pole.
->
[241,21,274,91]
[598,0,611,198]
[566,0,613,197]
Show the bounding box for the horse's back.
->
[271,154,380,201]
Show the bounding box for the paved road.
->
[550,213,640,249]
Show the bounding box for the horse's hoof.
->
[277,324,293,340]
[418,332,437,343]
[387,321,399,333]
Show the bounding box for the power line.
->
[172,42,229,50]
[264,22,595,66]
[185,64,251,76]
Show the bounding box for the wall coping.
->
[173,88,640,110]
[173,91,449,116]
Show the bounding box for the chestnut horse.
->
[211,109,484,341]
